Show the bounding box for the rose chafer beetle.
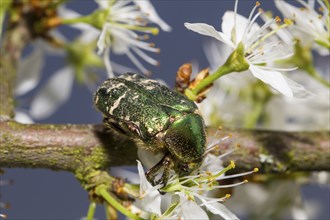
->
[94,73,206,186]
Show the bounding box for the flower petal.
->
[184,23,234,48]
[249,65,293,97]
[14,111,34,124]
[202,200,238,220]
[222,11,260,45]
[178,193,209,220]
[134,1,172,32]
[284,76,314,99]
[95,0,109,9]
[29,66,74,119]
[137,160,162,216]
[15,46,44,96]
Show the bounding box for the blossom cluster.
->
[3,0,329,219]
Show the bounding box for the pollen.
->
[150,27,159,35]
[206,171,212,176]
[318,6,324,13]
[137,34,150,40]
[230,160,236,169]
[255,1,260,7]
[225,194,231,199]
[253,168,259,172]
[275,16,281,23]
[284,18,293,25]
[243,180,248,183]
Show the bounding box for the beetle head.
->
[164,113,206,175]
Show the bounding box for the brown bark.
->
[1,121,329,175]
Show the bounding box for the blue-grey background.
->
[1,1,329,219]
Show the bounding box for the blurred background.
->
[1,1,329,219]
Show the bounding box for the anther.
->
[275,16,281,23]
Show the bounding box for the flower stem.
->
[104,203,118,220]
[95,185,142,220]
[187,62,233,96]
[86,201,96,220]
[306,65,330,88]
[185,42,249,101]
[244,101,264,128]
[61,16,91,25]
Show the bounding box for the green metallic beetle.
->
[93,73,206,186]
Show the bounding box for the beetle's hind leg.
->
[146,154,173,187]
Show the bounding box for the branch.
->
[0,11,31,119]
[1,121,329,177]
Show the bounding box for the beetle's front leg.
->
[146,154,173,186]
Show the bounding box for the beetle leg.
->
[157,155,172,186]
[146,154,173,186]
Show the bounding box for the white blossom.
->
[135,132,257,219]
[275,0,330,55]
[185,1,303,98]
[226,181,321,220]
[62,0,170,77]
[133,1,172,32]
[96,0,170,76]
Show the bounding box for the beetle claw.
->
[145,154,173,187]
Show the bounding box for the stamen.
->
[213,179,248,189]
[275,16,281,23]
[112,23,159,35]
[234,0,238,29]
[208,161,235,180]
[242,6,262,41]
[126,49,149,74]
[217,168,259,180]
[199,195,229,205]
[136,34,150,40]
[248,18,291,53]
[206,128,222,149]
[284,18,293,25]
[103,47,114,78]
[132,47,159,66]
[205,135,231,152]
